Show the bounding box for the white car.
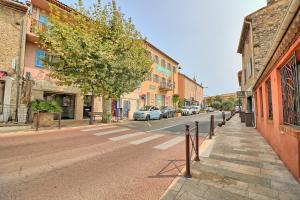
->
[133,106,162,121]
[191,106,201,114]
[181,106,193,116]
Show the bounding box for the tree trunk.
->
[89,94,95,125]
[102,96,112,123]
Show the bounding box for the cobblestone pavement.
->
[161,116,300,200]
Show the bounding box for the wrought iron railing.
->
[0,104,28,124]
[29,17,47,34]
[280,54,300,126]
[159,81,172,90]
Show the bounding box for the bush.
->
[211,101,222,110]
[222,100,234,111]
[31,100,62,113]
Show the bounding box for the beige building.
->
[237,0,289,112]
[0,0,28,122]
[178,73,204,107]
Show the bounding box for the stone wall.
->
[251,0,289,79]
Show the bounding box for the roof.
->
[144,40,179,65]
[178,73,203,88]
[0,0,28,13]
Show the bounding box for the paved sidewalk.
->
[161,116,300,200]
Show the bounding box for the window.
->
[146,73,152,81]
[266,79,273,120]
[154,55,159,64]
[0,81,4,114]
[280,54,300,126]
[154,74,160,83]
[167,63,171,71]
[260,87,264,118]
[161,59,166,67]
[39,14,48,25]
[35,49,45,67]
[173,66,176,73]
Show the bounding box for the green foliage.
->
[38,0,152,99]
[172,94,180,109]
[211,101,222,110]
[178,99,183,108]
[31,100,62,113]
[214,96,223,103]
[234,98,242,106]
[222,100,234,111]
[205,97,213,106]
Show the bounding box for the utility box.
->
[245,112,254,127]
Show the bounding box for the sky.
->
[61,0,267,96]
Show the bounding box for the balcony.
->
[29,17,47,34]
[159,81,173,92]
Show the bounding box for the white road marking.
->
[109,132,146,141]
[93,128,130,136]
[81,125,117,132]
[145,124,181,133]
[130,134,164,145]
[154,136,185,150]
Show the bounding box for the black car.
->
[160,106,175,118]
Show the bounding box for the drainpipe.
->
[15,7,29,122]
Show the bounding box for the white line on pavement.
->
[109,132,146,141]
[130,134,164,145]
[81,125,117,132]
[154,136,185,150]
[94,128,130,136]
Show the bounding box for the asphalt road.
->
[0,111,228,200]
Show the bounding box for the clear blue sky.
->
[62,0,266,96]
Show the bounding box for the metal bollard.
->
[36,111,40,132]
[194,121,200,161]
[58,112,62,129]
[185,124,192,178]
[209,115,214,139]
[222,112,226,125]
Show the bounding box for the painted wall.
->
[254,38,300,181]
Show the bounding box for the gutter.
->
[253,0,300,90]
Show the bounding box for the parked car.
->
[181,106,193,116]
[206,107,214,112]
[160,106,175,118]
[191,106,201,114]
[133,106,162,121]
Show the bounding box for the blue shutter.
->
[39,15,48,25]
[35,50,45,67]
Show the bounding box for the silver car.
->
[133,106,162,121]
[181,106,193,116]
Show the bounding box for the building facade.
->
[253,0,300,181]
[237,0,289,113]
[140,41,180,108]
[178,73,204,107]
[24,0,104,120]
[0,0,28,122]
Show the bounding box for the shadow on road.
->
[148,159,185,179]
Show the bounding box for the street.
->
[0,112,226,200]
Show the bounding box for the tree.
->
[214,96,223,103]
[222,100,234,111]
[38,0,152,124]
[211,101,222,110]
[205,97,213,107]
[172,94,180,110]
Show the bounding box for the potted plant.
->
[175,109,182,117]
[31,100,62,127]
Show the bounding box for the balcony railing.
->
[159,81,173,91]
[28,17,47,34]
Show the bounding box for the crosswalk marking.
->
[81,125,117,132]
[130,134,164,145]
[154,136,185,150]
[94,128,130,136]
[109,132,146,141]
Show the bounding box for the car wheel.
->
[159,115,162,120]
[146,115,150,121]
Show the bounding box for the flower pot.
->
[176,113,182,117]
[33,112,54,127]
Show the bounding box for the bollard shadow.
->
[148,159,185,179]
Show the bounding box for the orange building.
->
[140,41,180,108]
[253,0,300,181]
[178,73,204,106]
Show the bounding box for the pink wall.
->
[254,37,300,181]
